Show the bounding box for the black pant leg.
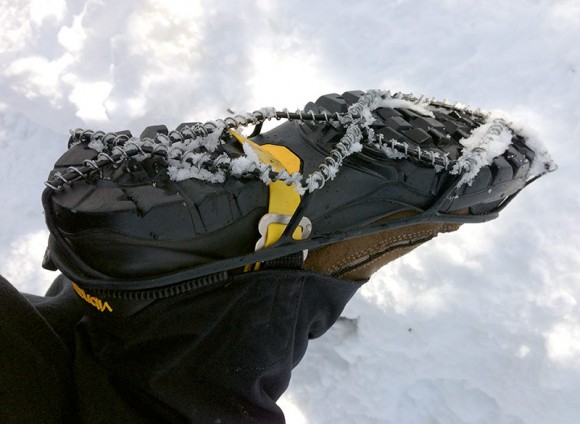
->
[0,275,79,423]
[1,270,363,423]
[71,270,363,423]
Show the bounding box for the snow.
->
[452,116,515,185]
[377,95,436,119]
[1,0,579,423]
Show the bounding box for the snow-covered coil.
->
[46,89,551,193]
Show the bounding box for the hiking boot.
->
[43,90,555,292]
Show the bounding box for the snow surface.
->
[1,1,579,423]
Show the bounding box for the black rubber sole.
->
[306,90,533,215]
[43,90,539,293]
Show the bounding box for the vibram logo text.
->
[72,282,113,313]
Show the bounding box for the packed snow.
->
[452,116,515,185]
[1,1,579,423]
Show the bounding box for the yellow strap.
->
[229,131,303,271]
[259,144,303,246]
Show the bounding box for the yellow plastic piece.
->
[259,144,302,246]
[229,131,303,271]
